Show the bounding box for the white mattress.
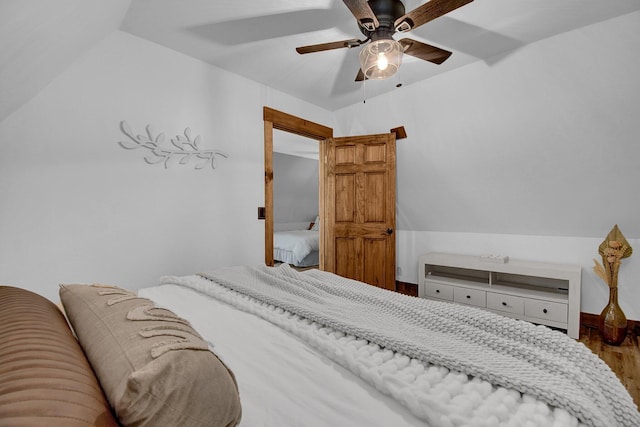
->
[139,284,427,427]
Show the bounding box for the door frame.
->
[263,107,333,266]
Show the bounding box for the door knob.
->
[386,228,394,235]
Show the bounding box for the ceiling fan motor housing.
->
[358,0,407,80]
[360,0,406,39]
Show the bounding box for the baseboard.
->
[396,281,639,336]
[395,280,418,297]
[581,312,639,336]
[580,312,600,329]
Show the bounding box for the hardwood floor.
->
[579,324,640,409]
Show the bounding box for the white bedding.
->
[139,268,639,427]
[139,283,427,427]
[273,230,319,266]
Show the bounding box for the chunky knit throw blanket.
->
[199,264,639,427]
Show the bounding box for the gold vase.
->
[599,287,628,345]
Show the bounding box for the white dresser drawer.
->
[487,292,525,315]
[424,281,454,301]
[453,287,486,307]
[524,299,568,323]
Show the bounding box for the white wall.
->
[336,12,640,319]
[273,153,319,225]
[0,31,335,302]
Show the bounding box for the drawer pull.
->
[435,289,440,293]
[502,302,507,306]
[543,308,548,314]
[466,295,471,299]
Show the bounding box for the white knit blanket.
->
[193,264,638,427]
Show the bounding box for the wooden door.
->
[320,133,396,290]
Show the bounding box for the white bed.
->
[138,264,639,427]
[273,229,319,267]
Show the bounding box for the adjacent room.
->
[1,1,639,426]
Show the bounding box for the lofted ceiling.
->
[1,0,640,125]
[0,0,131,123]
[120,0,640,111]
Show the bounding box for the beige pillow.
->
[59,284,241,427]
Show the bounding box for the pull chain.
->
[362,75,366,104]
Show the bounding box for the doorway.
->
[263,107,405,290]
[263,107,333,267]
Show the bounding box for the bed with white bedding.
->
[273,229,319,267]
[139,264,639,427]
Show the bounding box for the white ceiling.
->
[1,0,640,125]
[120,0,640,111]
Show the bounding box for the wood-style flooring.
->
[579,324,640,410]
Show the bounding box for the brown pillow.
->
[59,284,241,427]
[0,285,119,427]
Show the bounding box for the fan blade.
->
[296,39,363,54]
[355,68,366,81]
[395,0,473,32]
[399,38,452,64]
[342,0,379,31]
[187,9,347,46]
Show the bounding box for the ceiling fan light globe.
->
[359,39,403,80]
[377,53,389,71]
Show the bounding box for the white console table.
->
[418,252,582,338]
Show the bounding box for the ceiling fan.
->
[296,0,474,81]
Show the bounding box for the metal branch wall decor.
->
[117,121,228,170]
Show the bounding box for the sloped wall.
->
[273,153,319,226]
[335,11,640,318]
[0,0,131,123]
[0,31,334,302]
